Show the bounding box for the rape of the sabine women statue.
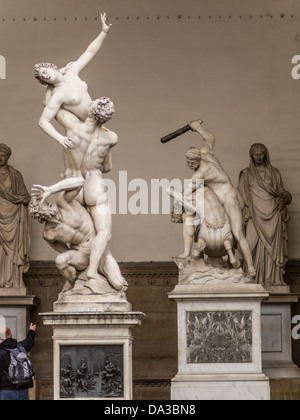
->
[238,143,292,287]
[30,14,127,295]
[164,120,256,285]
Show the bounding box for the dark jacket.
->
[0,329,35,390]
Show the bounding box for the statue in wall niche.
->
[163,120,256,284]
[0,144,31,289]
[238,143,292,286]
[31,99,127,294]
[34,13,112,149]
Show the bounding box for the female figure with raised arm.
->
[35,13,112,149]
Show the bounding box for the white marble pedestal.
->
[0,288,37,341]
[40,292,144,400]
[169,284,270,400]
[261,286,300,379]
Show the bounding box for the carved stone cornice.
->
[23,259,300,288]
[24,261,179,288]
[119,261,178,286]
[24,261,63,288]
[24,261,60,277]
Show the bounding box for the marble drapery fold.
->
[0,165,31,288]
[238,146,292,285]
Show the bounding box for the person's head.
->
[0,144,11,167]
[0,327,12,342]
[250,143,269,166]
[185,147,201,170]
[34,62,60,85]
[29,196,60,224]
[88,98,115,125]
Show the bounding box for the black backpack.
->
[5,345,34,387]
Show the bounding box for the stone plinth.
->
[40,287,144,401]
[261,286,300,379]
[0,292,38,341]
[169,284,270,400]
[53,291,132,313]
[0,288,28,297]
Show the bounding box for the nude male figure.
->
[183,120,256,278]
[30,188,124,293]
[32,98,125,290]
[32,188,94,292]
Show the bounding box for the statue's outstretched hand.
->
[189,120,203,132]
[31,185,51,203]
[101,13,112,33]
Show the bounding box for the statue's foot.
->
[122,278,129,292]
[61,280,74,293]
[231,260,241,269]
[177,252,190,259]
[191,251,201,260]
[84,278,115,294]
[247,270,257,279]
[87,269,103,282]
[240,276,255,284]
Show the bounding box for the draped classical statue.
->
[0,144,31,289]
[238,143,292,286]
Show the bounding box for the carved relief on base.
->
[60,345,123,399]
[187,311,253,364]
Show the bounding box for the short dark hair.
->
[0,327,12,340]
